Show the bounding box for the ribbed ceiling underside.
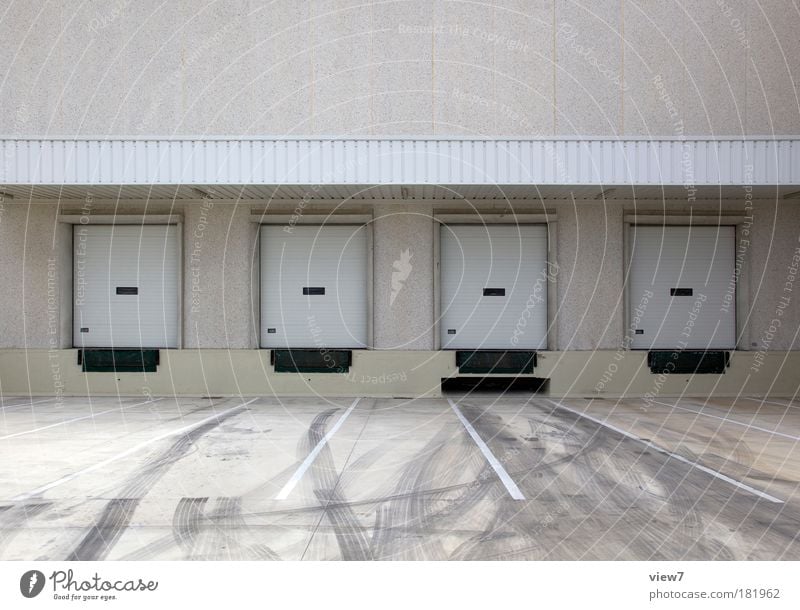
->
[0,184,791,201]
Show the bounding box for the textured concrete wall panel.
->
[372,203,434,350]
[2,1,797,136]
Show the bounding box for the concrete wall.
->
[183,201,257,349]
[747,199,800,351]
[1,1,797,137]
[2,198,797,354]
[1,197,798,396]
[0,203,66,349]
[372,203,434,350]
[556,202,624,350]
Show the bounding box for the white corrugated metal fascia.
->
[1,137,797,186]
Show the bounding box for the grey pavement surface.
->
[1,393,798,560]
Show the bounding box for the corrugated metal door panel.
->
[74,225,179,348]
[261,225,368,348]
[629,225,735,349]
[440,224,548,350]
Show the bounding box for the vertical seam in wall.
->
[369,3,375,136]
[744,0,749,134]
[428,208,438,350]
[492,2,496,134]
[431,6,436,134]
[552,0,557,135]
[309,3,315,133]
[620,0,625,134]
[177,219,184,349]
[367,219,374,349]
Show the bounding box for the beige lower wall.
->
[0,349,454,399]
[1,349,797,399]
[538,350,800,398]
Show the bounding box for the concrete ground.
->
[0,392,798,560]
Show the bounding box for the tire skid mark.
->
[372,444,433,560]
[622,442,776,559]
[642,456,712,558]
[539,401,800,560]
[67,499,139,561]
[313,490,374,560]
[11,396,800,561]
[0,503,50,557]
[118,457,305,561]
[446,407,541,560]
[447,499,518,561]
[306,409,341,501]
[334,440,401,505]
[173,497,208,560]
[533,404,710,560]
[222,498,281,561]
[373,425,482,560]
[121,495,282,561]
[209,497,240,560]
[13,401,236,507]
[67,405,247,560]
[404,435,484,560]
[201,497,282,561]
[698,537,737,560]
[458,403,665,560]
[576,450,675,560]
[306,409,374,560]
[450,405,558,559]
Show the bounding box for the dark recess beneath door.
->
[442,377,547,393]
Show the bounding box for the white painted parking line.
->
[544,399,784,504]
[448,399,525,501]
[648,398,800,442]
[275,397,361,500]
[12,398,257,501]
[0,396,61,411]
[743,396,800,410]
[0,398,164,440]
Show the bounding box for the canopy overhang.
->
[1,136,798,201]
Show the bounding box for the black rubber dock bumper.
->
[271,348,352,373]
[455,350,537,374]
[78,349,160,373]
[647,350,730,375]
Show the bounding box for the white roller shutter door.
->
[440,224,548,349]
[629,225,735,349]
[74,224,180,348]
[260,225,368,348]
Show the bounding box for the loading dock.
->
[260,225,368,349]
[73,224,180,349]
[628,225,736,350]
[440,224,548,350]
